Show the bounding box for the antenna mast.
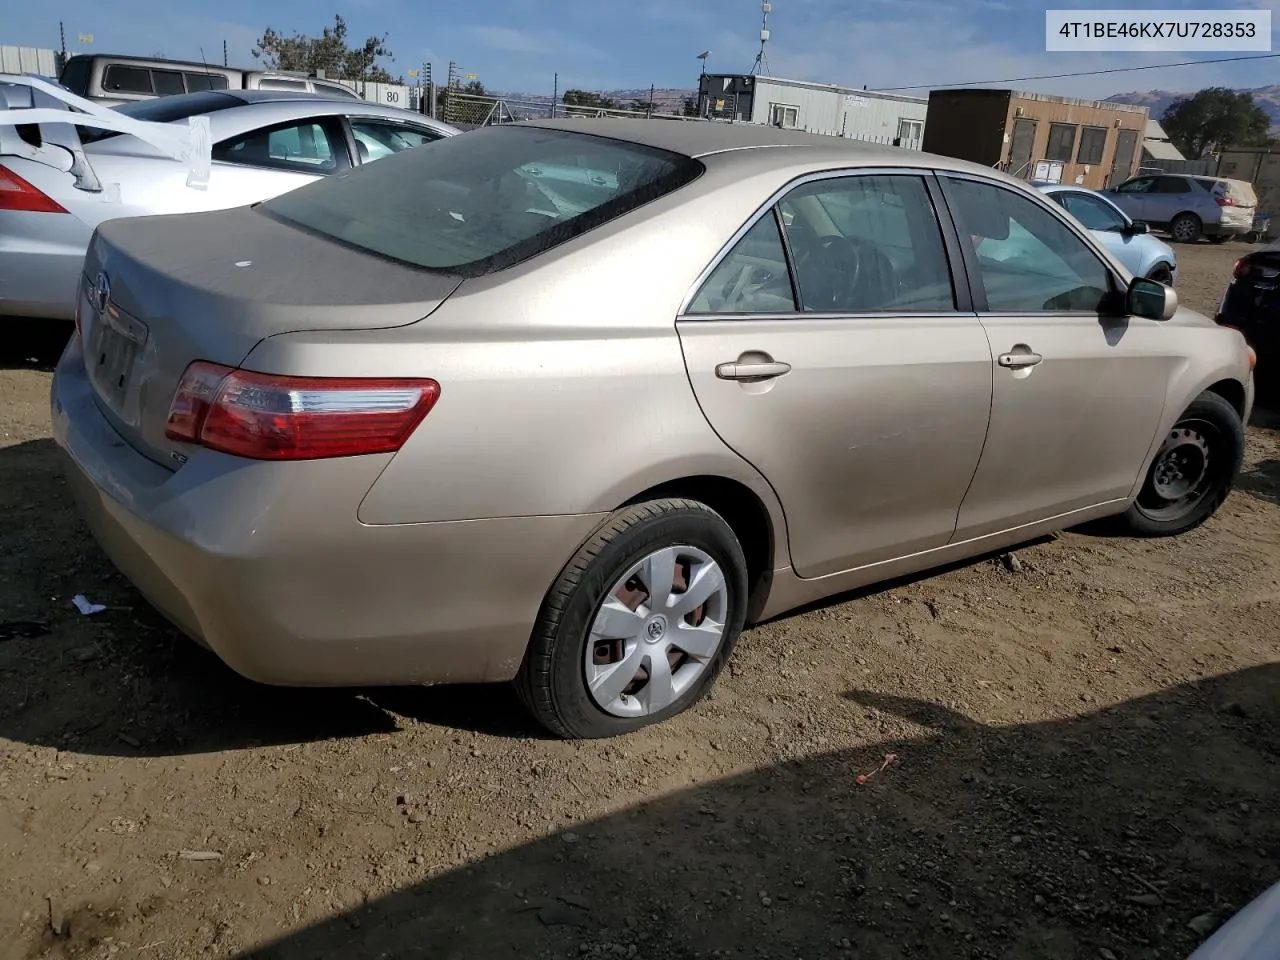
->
[751,1,772,75]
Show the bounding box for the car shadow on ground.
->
[222,665,1279,960]
[0,320,72,371]
[1237,458,1280,507]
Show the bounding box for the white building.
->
[696,73,928,148]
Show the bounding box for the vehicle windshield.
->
[77,91,241,143]
[258,125,703,276]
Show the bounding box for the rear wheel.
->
[516,499,748,739]
[1147,263,1174,286]
[1170,213,1202,243]
[1119,392,1244,537]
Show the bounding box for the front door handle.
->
[997,351,1043,369]
[716,360,792,380]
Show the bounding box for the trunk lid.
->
[81,206,463,469]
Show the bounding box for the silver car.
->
[1106,173,1257,244]
[0,89,456,321]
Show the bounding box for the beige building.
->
[922,89,1149,191]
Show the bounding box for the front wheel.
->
[516,498,748,739]
[1147,264,1175,286]
[1119,391,1244,537]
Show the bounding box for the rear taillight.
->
[1233,257,1251,279]
[0,163,67,213]
[164,361,440,461]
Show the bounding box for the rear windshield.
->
[258,125,703,276]
[78,91,240,143]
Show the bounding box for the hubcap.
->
[584,545,729,719]
[1174,219,1197,241]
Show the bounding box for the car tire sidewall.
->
[1122,391,1245,537]
[540,505,748,738]
[1147,264,1174,286]
[1171,214,1202,243]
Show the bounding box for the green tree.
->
[252,14,400,83]
[631,98,656,115]
[682,95,699,117]
[462,79,487,96]
[1161,87,1271,158]
[563,89,617,110]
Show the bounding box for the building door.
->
[1109,129,1139,187]
[1008,118,1037,178]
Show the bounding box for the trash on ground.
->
[72,595,108,616]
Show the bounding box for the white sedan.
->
[0,88,457,321]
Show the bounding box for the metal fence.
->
[1133,157,1218,177]
[438,92,703,127]
[435,92,924,150]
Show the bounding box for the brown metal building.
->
[922,89,1149,191]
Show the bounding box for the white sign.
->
[1046,10,1271,52]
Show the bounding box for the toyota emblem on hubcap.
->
[94,272,111,313]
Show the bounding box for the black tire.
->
[1170,213,1202,243]
[1119,391,1244,537]
[1147,264,1174,286]
[515,498,748,739]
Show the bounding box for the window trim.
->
[212,115,354,175]
[678,167,972,319]
[768,103,800,129]
[934,172,1126,317]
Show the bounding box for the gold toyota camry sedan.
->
[52,119,1255,738]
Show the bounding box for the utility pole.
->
[552,72,558,119]
[223,39,228,67]
[58,21,66,71]
[648,83,655,118]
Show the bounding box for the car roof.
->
[520,117,912,159]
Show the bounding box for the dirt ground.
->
[1,240,1277,960]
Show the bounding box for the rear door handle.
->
[997,351,1043,369]
[716,360,792,380]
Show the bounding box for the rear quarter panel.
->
[240,159,800,543]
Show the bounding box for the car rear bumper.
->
[51,336,606,687]
[0,211,92,320]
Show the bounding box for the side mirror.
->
[1125,221,1150,235]
[1128,276,1178,320]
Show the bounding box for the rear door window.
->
[688,213,796,314]
[258,126,703,276]
[103,65,152,95]
[349,119,443,164]
[213,118,349,174]
[184,72,230,92]
[152,69,186,96]
[1059,191,1128,232]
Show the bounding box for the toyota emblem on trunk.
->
[94,273,111,313]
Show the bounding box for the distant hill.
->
[1106,85,1280,132]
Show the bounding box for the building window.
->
[1045,123,1078,162]
[1076,125,1108,165]
[896,118,923,143]
[769,103,799,129]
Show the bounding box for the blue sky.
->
[9,0,1280,97]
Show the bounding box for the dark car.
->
[1217,246,1280,391]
